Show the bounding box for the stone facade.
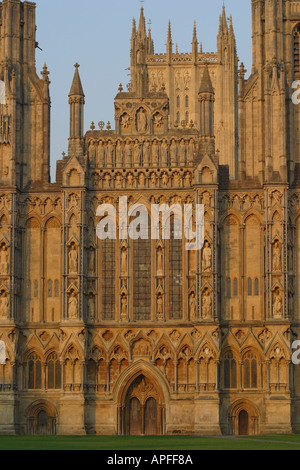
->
[0,0,300,436]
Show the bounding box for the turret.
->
[68,63,85,158]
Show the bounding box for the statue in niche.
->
[104,173,111,189]
[273,241,282,272]
[202,241,212,272]
[273,287,283,317]
[179,140,186,166]
[157,293,163,319]
[121,247,127,276]
[138,173,145,188]
[115,173,123,189]
[0,293,8,317]
[173,172,181,187]
[136,109,147,133]
[0,245,9,275]
[150,172,157,188]
[188,139,195,165]
[157,246,163,276]
[202,289,212,318]
[116,141,123,167]
[121,293,127,318]
[106,141,114,166]
[161,172,169,187]
[69,244,78,274]
[189,292,196,321]
[170,140,177,166]
[134,141,142,166]
[124,141,132,167]
[68,292,78,319]
[161,140,168,166]
[143,140,150,166]
[88,295,95,320]
[127,173,134,188]
[97,141,105,167]
[151,140,159,167]
[88,248,95,275]
[184,172,191,187]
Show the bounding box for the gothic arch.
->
[115,361,169,436]
[26,400,57,436]
[228,399,260,436]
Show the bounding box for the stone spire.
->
[137,6,147,39]
[166,20,173,62]
[69,63,85,98]
[199,65,214,95]
[192,20,198,61]
[68,63,85,157]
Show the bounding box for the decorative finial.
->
[74,62,80,69]
[90,122,95,130]
[119,83,123,92]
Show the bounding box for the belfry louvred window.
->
[294,24,300,78]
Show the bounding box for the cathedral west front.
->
[0,0,300,436]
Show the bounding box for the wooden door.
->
[37,410,49,436]
[129,397,142,435]
[238,410,249,436]
[144,397,158,435]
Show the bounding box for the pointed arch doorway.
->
[120,374,165,436]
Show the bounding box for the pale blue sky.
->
[33,0,252,181]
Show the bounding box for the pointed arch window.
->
[243,352,258,389]
[294,24,300,79]
[223,352,237,389]
[169,216,183,320]
[102,238,115,320]
[47,353,61,390]
[28,353,42,390]
[132,212,151,321]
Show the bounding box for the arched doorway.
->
[229,400,259,436]
[26,401,57,436]
[238,410,249,436]
[122,374,164,436]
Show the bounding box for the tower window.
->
[294,24,300,78]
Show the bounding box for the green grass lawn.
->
[0,435,299,450]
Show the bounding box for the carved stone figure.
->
[0,294,8,317]
[202,241,212,272]
[121,293,127,318]
[189,292,196,321]
[179,140,186,166]
[170,140,177,166]
[68,292,78,319]
[88,248,95,275]
[97,141,105,167]
[124,141,132,167]
[152,140,159,167]
[202,289,212,318]
[157,293,163,319]
[273,241,282,272]
[88,295,95,320]
[116,141,123,167]
[136,108,147,133]
[143,140,150,166]
[157,246,163,276]
[0,245,9,275]
[121,247,127,276]
[134,141,142,167]
[273,288,283,317]
[161,140,168,166]
[69,244,78,274]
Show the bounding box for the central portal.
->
[123,374,163,436]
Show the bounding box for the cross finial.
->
[74,62,80,69]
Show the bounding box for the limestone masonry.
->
[0,0,299,436]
